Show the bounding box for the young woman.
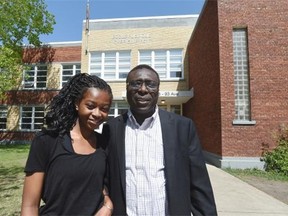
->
[21,73,113,216]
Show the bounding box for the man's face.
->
[126,68,159,118]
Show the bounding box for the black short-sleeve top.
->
[25,132,107,215]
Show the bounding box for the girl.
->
[21,73,113,215]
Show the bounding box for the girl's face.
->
[75,87,111,132]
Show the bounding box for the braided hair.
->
[44,73,113,136]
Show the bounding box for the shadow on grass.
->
[0,166,23,175]
[0,166,24,192]
[0,144,30,152]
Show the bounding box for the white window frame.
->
[60,63,81,88]
[23,65,48,89]
[0,105,8,131]
[108,101,129,119]
[139,49,184,80]
[20,106,45,131]
[90,51,131,80]
[232,28,255,125]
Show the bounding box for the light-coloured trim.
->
[203,151,265,170]
[232,120,256,125]
[86,14,199,23]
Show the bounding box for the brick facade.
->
[1,17,197,143]
[185,0,288,168]
[0,43,81,142]
[23,44,81,63]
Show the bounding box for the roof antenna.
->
[85,0,90,55]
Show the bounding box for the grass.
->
[0,144,30,216]
[224,167,288,182]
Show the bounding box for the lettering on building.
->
[112,34,151,44]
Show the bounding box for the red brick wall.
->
[5,90,58,105]
[0,131,35,143]
[23,45,81,63]
[219,0,288,157]
[186,0,288,157]
[184,0,222,155]
[52,46,81,62]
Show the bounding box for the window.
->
[108,101,129,120]
[20,106,45,131]
[139,49,183,79]
[158,104,181,115]
[90,51,131,80]
[170,105,181,115]
[233,28,253,123]
[61,63,81,87]
[0,106,8,130]
[23,65,47,89]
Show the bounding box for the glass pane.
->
[233,29,250,121]
[170,105,181,115]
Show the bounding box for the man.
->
[104,64,217,215]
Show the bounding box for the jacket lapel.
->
[159,109,176,208]
[159,109,175,158]
[116,113,128,196]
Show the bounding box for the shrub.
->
[262,124,288,175]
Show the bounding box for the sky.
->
[41,0,205,43]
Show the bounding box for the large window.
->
[0,106,8,130]
[90,51,131,80]
[20,106,45,131]
[61,63,81,87]
[233,28,252,123]
[23,65,47,89]
[139,49,183,79]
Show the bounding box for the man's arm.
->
[188,120,217,215]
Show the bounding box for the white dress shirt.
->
[125,107,166,216]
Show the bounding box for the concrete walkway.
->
[207,164,288,216]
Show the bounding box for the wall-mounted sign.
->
[159,91,192,97]
[112,33,151,44]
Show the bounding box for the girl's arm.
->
[21,172,44,216]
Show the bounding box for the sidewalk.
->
[207,164,288,216]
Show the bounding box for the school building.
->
[1,0,287,169]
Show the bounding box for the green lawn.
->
[0,144,30,216]
[224,167,288,181]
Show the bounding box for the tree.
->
[0,0,55,99]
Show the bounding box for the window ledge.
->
[232,120,256,125]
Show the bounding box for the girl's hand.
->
[95,204,113,216]
[95,195,113,216]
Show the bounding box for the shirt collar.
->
[127,106,159,129]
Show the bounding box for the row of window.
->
[22,49,184,90]
[0,103,181,131]
[23,63,81,90]
[90,49,183,80]
[0,106,45,131]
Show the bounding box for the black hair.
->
[126,64,160,83]
[43,73,113,136]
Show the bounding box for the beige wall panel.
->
[6,106,19,130]
[47,64,61,89]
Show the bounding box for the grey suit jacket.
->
[104,109,217,216]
